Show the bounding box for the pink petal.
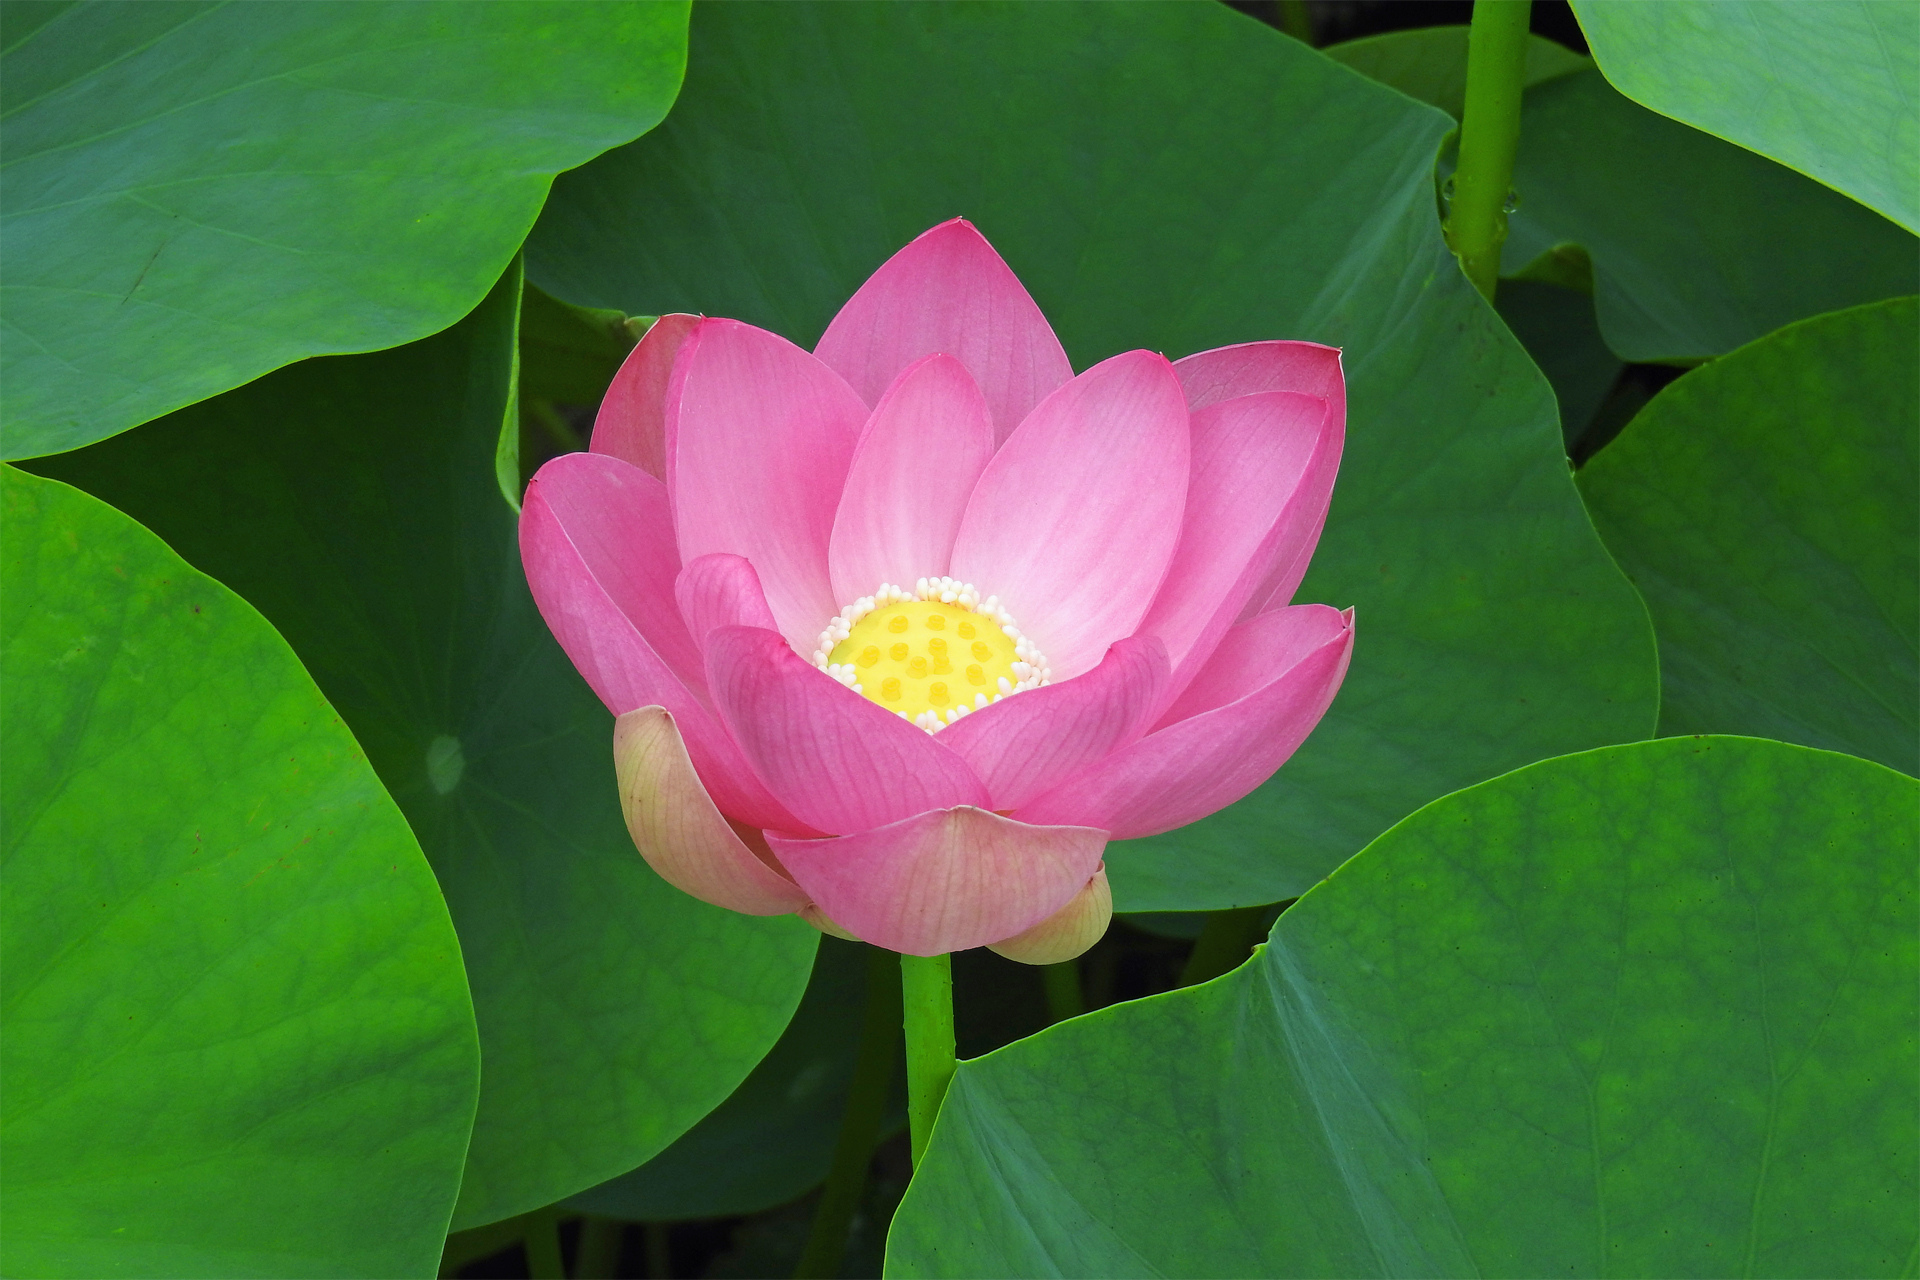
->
[705,625,990,835]
[613,706,809,915]
[1135,391,1329,681]
[677,553,779,649]
[814,218,1073,445]
[935,636,1168,811]
[592,313,700,480]
[1160,604,1352,725]
[987,867,1112,966]
[948,350,1191,680]
[519,476,806,834]
[525,452,702,691]
[1172,340,1344,411]
[766,807,1107,956]
[828,354,997,605]
[1014,606,1353,838]
[668,319,868,651]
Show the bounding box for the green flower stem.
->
[899,952,957,1167]
[1179,904,1273,986]
[793,946,903,1279]
[521,1206,565,1280]
[1445,0,1533,298]
[1042,960,1086,1023]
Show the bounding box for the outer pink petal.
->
[987,867,1112,965]
[705,625,990,835]
[766,807,1108,956]
[948,350,1190,680]
[613,706,809,915]
[1173,342,1347,620]
[592,313,700,479]
[935,636,1168,811]
[518,477,806,833]
[1014,607,1353,839]
[828,354,997,605]
[677,553,779,650]
[668,319,867,651]
[525,452,702,690]
[1135,391,1328,681]
[1159,604,1352,726]
[814,218,1074,446]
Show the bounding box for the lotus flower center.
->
[812,578,1052,732]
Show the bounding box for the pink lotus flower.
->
[520,219,1352,964]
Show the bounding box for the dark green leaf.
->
[889,736,1919,1278]
[0,0,688,459]
[28,267,818,1229]
[1,467,479,1277]
[1323,25,1589,119]
[1493,278,1624,451]
[524,0,1656,911]
[1572,0,1919,233]
[1578,297,1918,775]
[1506,70,1918,362]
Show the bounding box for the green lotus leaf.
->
[1,467,479,1277]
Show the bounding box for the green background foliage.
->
[525,0,1657,912]
[1580,297,1919,775]
[1572,0,1920,233]
[1322,25,1589,119]
[29,267,818,1230]
[0,0,689,460]
[889,737,1919,1278]
[1,467,480,1278]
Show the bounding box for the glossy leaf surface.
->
[29,270,818,1230]
[0,0,688,459]
[1,467,479,1278]
[1572,0,1919,233]
[890,737,1919,1278]
[1579,298,1918,775]
[526,0,1656,911]
[1506,70,1918,363]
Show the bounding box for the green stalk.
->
[899,952,956,1166]
[1042,960,1085,1023]
[793,946,902,1279]
[521,1206,565,1280]
[1445,0,1533,299]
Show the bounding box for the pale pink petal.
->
[799,904,859,941]
[1173,342,1347,621]
[1014,608,1353,838]
[988,867,1112,965]
[1172,340,1344,411]
[828,354,997,604]
[518,481,807,834]
[677,553,779,649]
[935,637,1168,811]
[1135,392,1328,680]
[613,706,809,915]
[814,218,1073,445]
[766,807,1108,956]
[948,350,1190,680]
[705,625,990,835]
[592,313,700,479]
[526,452,702,690]
[668,319,868,651]
[1160,604,1352,725]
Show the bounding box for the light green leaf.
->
[1572,0,1920,233]
[524,0,1656,912]
[1579,297,1918,775]
[1,467,479,1278]
[0,0,688,460]
[1505,70,1917,362]
[28,267,818,1230]
[889,736,1919,1278]
[1323,25,1589,119]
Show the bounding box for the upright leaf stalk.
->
[1446,0,1532,299]
[899,952,956,1166]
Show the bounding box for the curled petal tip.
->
[988,867,1112,966]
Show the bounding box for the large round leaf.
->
[1,467,479,1277]
[524,0,1656,912]
[1571,0,1919,234]
[888,737,1918,1278]
[28,267,819,1229]
[1505,70,1917,363]
[1578,298,1918,776]
[0,0,688,460]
